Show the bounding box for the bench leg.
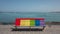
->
[14,26,18,29]
[42,26,45,30]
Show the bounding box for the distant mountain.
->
[50,11,60,13]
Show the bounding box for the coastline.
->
[0,21,60,25]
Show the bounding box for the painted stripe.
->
[17,18,44,20]
[15,18,20,26]
[30,20,35,26]
[35,20,40,26]
[20,20,30,26]
[40,21,45,26]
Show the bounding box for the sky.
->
[0,0,60,12]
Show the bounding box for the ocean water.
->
[0,12,60,23]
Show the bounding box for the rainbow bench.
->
[12,18,45,31]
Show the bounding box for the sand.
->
[0,25,60,34]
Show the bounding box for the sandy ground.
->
[0,25,60,34]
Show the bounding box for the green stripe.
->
[30,20,35,26]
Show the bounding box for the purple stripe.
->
[40,21,45,26]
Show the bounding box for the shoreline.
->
[0,21,60,25]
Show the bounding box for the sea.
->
[0,12,60,23]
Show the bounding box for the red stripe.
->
[16,18,44,20]
[15,18,20,26]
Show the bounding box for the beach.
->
[0,25,60,34]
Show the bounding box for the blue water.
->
[0,12,60,23]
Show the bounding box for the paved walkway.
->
[0,25,60,34]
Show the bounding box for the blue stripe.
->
[35,20,40,26]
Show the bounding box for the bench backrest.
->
[15,18,45,27]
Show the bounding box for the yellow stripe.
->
[20,20,30,26]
